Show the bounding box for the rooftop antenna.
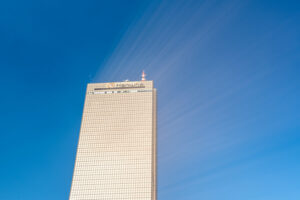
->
[141,70,146,81]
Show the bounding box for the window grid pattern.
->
[69,82,155,200]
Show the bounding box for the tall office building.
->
[69,76,156,200]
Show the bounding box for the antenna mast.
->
[141,70,146,81]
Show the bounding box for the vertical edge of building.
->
[68,84,89,200]
[152,87,157,200]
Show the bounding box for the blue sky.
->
[0,0,299,199]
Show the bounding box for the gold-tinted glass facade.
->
[69,81,156,200]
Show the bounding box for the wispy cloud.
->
[93,0,300,198]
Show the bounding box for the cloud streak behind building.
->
[94,0,300,199]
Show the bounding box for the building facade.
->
[69,80,156,200]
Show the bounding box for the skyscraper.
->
[69,77,157,200]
